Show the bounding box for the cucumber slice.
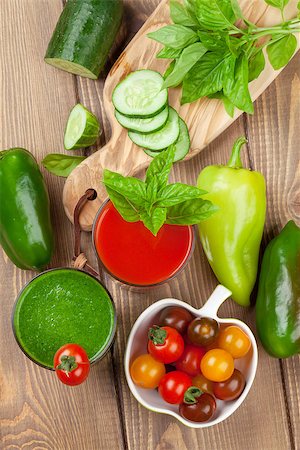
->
[112,70,168,117]
[64,104,100,150]
[128,108,180,151]
[115,106,169,133]
[144,117,190,162]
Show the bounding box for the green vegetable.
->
[64,103,100,150]
[115,106,169,134]
[149,0,300,115]
[197,137,266,306]
[0,148,54,270]
[42,154,86,177]
[45,0,123,79]
[256,221,300,358]
[103,146,216,236]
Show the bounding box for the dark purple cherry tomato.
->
[158,306,194,335]
[213,369,246,401]
[179,391,216,423]
[187,317,219,346]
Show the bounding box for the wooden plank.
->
[0,1,123,449]
[245,53,300,450]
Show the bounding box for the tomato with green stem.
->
[130,354,166,389]
[158,371,192,404]
[179,387,216,422]
[148,325,184,364]
[54,344,90,386]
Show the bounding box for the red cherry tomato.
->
[213,369,246,401]
[158,306,194,334]
[187,317,219,346]
[54,344,90,386]
[148,326,184,364]
[175,344,206,377]
[180,392,216,423]
[158,371,192,404]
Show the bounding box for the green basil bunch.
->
[148,0,300,116]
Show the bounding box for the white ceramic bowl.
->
[124,285,258,428]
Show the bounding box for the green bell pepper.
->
[197,137,266,306]
[256,220,300,358]
[0,148,54,270]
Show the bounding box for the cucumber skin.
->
[45,0,123,78]
[114,108,169,134]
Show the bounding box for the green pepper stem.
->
[227,137,248,169]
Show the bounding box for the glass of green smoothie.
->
[12,267,117,370]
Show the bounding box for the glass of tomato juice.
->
[92,200,195,287]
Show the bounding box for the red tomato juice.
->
[93,202,194,286]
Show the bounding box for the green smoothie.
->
[13,268,116,369]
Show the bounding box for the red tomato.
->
[158,371,192,404]
[180,392,216,422]
[175,344,206,377]
[148,326,184,364]
[54,344,90,386]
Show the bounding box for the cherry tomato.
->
[158,306,194,334]
[148,326,184,364]
[192,374,214,395]
[218,326,251,359]
[180,392,216,422]
[158,371,192,404]
[187,317,219,346]
[175,344,206,377]
[130,354,165,389]
[213,369,246,401]
[200,349,234,382]
[54,344,90,386]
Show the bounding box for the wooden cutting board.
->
[63,0,299,231]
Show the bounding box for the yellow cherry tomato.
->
[200,349,234,382]
[130,354,166,389]
[192,373,214,394]
[218,326,251,359]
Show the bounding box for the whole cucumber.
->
[45,0,123,79]
[0,148,54,270]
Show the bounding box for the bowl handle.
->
[198,285,232,318]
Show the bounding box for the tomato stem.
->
[184,386,203,404]
[148,325,167,345]
[56,355,78,373]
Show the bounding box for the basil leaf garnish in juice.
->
[13,269,115,368]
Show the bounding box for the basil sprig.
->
[103,146,217,236]
[148,0,300,116]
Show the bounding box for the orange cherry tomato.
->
[130,354,166,389]
[218,326,251,359]
[192,374,214,395]
[200,349,234,382]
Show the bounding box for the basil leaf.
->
[248,48,265,81]
[42,154,86,177]
[103,169,146,206]
[223,53,254,114]
[181,52,232,104]
[264,0,289,10]
[156,183,207,207]
[230,0,244,19]
[146,146,175,191]
[166,198,218,225]
[157,46,182,59]
[267,34,297,70]
[148,25,199,49]
[208,91,235,117]
[170,0,199,27]
[197,31,228,52]
[146,177,159,208]
[105,186,140,223]
[164,60,176,80]
[163,43,207,88]
[195,0,236,30]
[140,207,167,236]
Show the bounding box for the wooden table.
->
[1,1,299,449]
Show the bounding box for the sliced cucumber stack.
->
[64,103,100,150]
[112,70,168,117]
[144,117,190,162]
[128,108,180,151]
[112,68,191,161]
[115,106,169,134]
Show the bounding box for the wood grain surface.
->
[62,0,300,231]
[0,1,299,450]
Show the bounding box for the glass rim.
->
[92,199,196,288]
[11,267,117,371]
